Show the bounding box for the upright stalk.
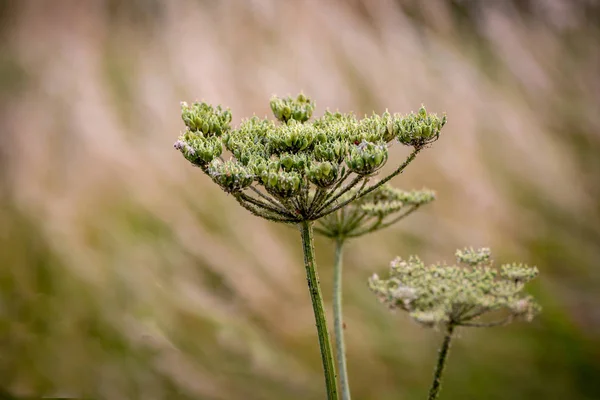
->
[333,238,351,400]
[299,220,338,400]
[427,324,455,400]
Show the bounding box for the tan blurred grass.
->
[1,0,599,399]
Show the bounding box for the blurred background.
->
[1,0,599,399]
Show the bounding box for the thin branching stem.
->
[308,187,328,215]
[347,205,420,237]
[315,175,364,215]
[238,192,292,216]
[459,316,514,328]
[317,148,420,219]
[428,323,455,400]
[328,168,352,197]
[315,177,369,219]
[342,215,369,237]
[248,185,287,211]
[356,147,421,200]
[234,196,297,223]
[313,226,333,237]
[339,208,362,233]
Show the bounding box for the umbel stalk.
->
[333,238,351,400]
[427,324,454,400]
[299,220,338,399]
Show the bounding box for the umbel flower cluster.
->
[173,93,446,223]
[173,92,448,400]
[316,184,435,239]
[369,247,541,328]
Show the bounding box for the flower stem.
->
[427,324,455,400]
[333,238,351,400]
[299,220,338,400]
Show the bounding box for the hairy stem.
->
[316,177,369,219]
[238,192,290,216]
[316,175,364,215]
[234,196,296,223]
[428,324,455,400]
[347,205,419,238]
[299,221,338,400]
[333,238,351,400]
[248,185,286,210]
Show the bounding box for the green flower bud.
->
[260,170,303,198]
[314,140,348,163]
[268,120,317,154]
[269,93,315,123]
[207,159,254,193]
[279,153,309,172]
[174,132,223,167]
[394,105,446,148]
[282,105,292,120]
[247,157,280,179]
[224,117,275,165]
[181,101,232,136]
[357,112,397,144]
[308,161,338,188]
[346,141,388,175]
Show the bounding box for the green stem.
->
[316,147,421,219]
[333,238,351,400]
[427,324,455,400]
[299,220,338,400]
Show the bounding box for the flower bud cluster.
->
[174,132,223,167]
[368,248,541,328]
[270,93,315,123]
[174,93,446,221]
[259,169,303,198]
[207,159,254,193]
[307,162,338,188]
[317,184,436,238]
[393,106,447,148]
[455,247,491,266]
[347,141,388,175]
[181,101,232,137]
[394,189,436,206]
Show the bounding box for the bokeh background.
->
[1,0,599,399]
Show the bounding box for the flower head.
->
[174,93,446,223]
[317,183,436,238]
[369,248,541,328]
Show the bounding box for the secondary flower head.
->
[369,248,541,329]
[174,93,446,223]
[316,183,435,238]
